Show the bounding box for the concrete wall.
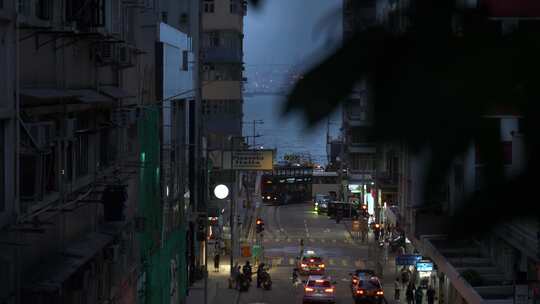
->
[202,0,243,31]
[202,80,242,99]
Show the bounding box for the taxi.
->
[299,250,326,275]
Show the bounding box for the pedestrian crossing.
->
[261,237,358,245]
[263,255,367,269]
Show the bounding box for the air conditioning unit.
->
[117,45,133,67]
[96,43,114,65]
[26,121,55,148]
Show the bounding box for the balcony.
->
[203,47,242,63]
[202,81,242,100]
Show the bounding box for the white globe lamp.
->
[213,184,230,199]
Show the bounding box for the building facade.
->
[201,0,246,150]
[372,1,540,303]
[0,0,201,303]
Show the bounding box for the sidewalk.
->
[343,220,438,304]
[185,253,240,304]
[186,191,260,304]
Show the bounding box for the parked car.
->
[327,201,358,218]
[303,275,336,304]
[314,194,331,214]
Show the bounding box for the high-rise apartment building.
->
[201,0,246,149]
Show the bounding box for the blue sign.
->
[416,260,434,272]
[395,254,422,266]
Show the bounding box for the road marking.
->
[289,258,295,265]
[321,239,326,244]
[329,259,335,266]
[287,238,292,243]
[309,238,315,243]
[275,238,280,242]
[342,259,349,266]
[332,239,337,244]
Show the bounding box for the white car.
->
[303,275,336,303]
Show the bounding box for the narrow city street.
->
[237,202,370,304]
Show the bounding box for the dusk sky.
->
[244,0,342,67]
[242,0,342,164]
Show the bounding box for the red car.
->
[298,252,326,275]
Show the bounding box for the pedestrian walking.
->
[415,287,424,304]
[401,266,411,286]
[213,252,220,272]
[406,284,415,304]
[427,285,436,304]
[394,277,401,301]
[242,261,252,282]
[230,263,240,289]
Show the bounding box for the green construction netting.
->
[138,107,188,304]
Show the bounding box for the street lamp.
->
[226,135,245,276]
[213,184,229,200]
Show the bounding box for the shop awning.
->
[69,89,115,103]
[20,88,78,100]
[26,232,114,292]
[99,86,135,99]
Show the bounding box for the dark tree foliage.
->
[253,0,540,239]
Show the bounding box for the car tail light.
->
[305,287,314,292]
[356,289,365,294]
[352,278,358,284]
[301,263,307,267]
[376,290,384,296]
[319,264,325,268]
[324,288,334,293]
[309,259,314,262]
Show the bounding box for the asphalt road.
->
[237,202,374,304]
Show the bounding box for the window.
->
[100,128,118,168]
[503,141,512,165]
[360,111,367,121]
[36,0,51,20]
[75,134,89,178]
[230,0,238,14]
[182,50,188,71]
[204,0,214,13]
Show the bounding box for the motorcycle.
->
[238,273,250,292]
[261,271,272,290]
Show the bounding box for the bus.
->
[311,171,339,202]
[260,164,313,205]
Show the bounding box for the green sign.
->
[252,244,262,257]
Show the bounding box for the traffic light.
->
[256,218,264,234]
